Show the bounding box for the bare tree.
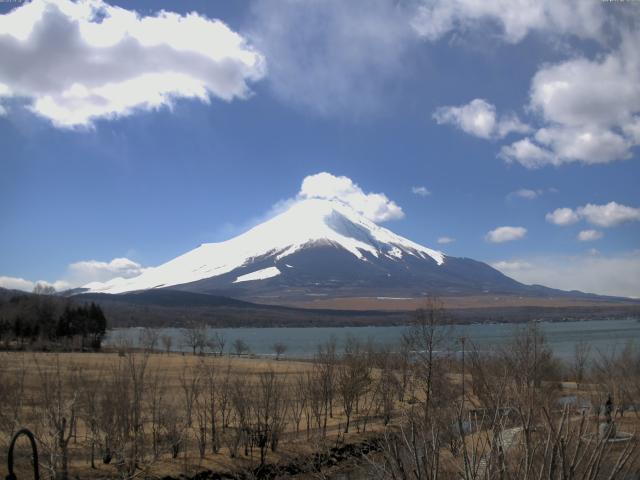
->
[179,362,201,428]
[272,341,287,360]
[572,339,591,384]
[162,409,185,459]
[316,336,338,419]
[229,377,251,458]
[208,331,226,356]
[252,370,288,466]
[194,364,208,459]
[233,338,249,356]
[290,374,307,435]
[0,353,27,441]
[405,298,451,416]
[337,336,371,433]
[34,356,79,480]
[160,334,173,354]
[182,323,207,355]
[139,327,159,352]
[147,368,167,460]
[374,348,398,426]
[380,298,453,478]
[203,358,221,453]
[33,282,56,295]
[79,365,104,469]
[217,362,233,432]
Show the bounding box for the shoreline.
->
[105,310,640,330]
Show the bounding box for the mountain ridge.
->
[80,198,631,304]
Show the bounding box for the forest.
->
[0,289,107,350]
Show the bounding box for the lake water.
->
[105,317,640,360]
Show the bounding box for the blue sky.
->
[0,0,639,297]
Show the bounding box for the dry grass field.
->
[0,349,398,480]
[3,318,640,480]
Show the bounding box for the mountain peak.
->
[85,198,445,294]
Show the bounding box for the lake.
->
[105,317,640,360]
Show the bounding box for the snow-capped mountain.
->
[83,198,545,300]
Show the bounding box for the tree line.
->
[0,290,107,350]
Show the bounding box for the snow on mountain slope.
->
[233,266,281,283]
[85,198,445,294]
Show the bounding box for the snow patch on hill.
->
[233,266,281,283]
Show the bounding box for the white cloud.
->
[426,8,640,169]
[412,0,604,44]
[68,257,147,284]
[545,207,580,226]
[433,99,530,140]
[492,251,640,298]
[577,229,603,242]
[411,186,431,196]
[509,188,540,200]
[577,202,640,228]
[499,137,558,168]
[0,276,71,292]
[437,236,455,245]
[530,32,639,129]
[0,276,35,291]
[501,29,640,167]
[491,260,532,272]
[485,226,527,243]
[0,256,146,292]
[299,172,404,222]
[533,127,631,165]
[0,0,265,127]
[248,0,416,116]
[546,202,640,228]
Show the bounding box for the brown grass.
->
[0,351,388,480]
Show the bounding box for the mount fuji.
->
[81,198,596,305]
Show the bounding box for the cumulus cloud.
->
[433,99,530,140]
[68,257,147,284]
[411,186,431,196]
[499,138,558,168]
[299,172,404,222]
[501,29,640,167]
[0,0,265,127]
[577,202,640,228]
[547,202,640,228]
[0,256,146,292]
[485,226,527,243]
[437,236,455,245]
[0,276,36,291]
[248,0,416,116]
[577,229,603,242]
[412,0,604,44]
[422,5,640,169]
[491,251,640,298]
[545,207,580,226]
[0,276,71,292]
